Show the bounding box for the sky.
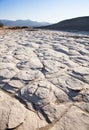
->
[0,0,89,23]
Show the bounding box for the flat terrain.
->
[0,29,89,130]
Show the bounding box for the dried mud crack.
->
[0,29,89,130]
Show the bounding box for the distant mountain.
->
[0,19,50,27]
[39,16,89,31]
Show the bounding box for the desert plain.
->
[0,28,89,130]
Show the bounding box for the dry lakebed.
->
[0,28,89,130]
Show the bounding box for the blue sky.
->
[0,0,89,23]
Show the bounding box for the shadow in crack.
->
[0,76,8,88]
[67,87,81,100]
[2,83,18,93]
[0,76,5,82]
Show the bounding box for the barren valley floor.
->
[0,29,89,130]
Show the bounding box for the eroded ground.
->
[0,29,89,130]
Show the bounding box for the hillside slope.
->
[40,16,89,31]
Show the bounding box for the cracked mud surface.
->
[0,29,89,130]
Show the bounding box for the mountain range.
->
[0,19,50,27]
[1,16,89,31]
[39,16,89,31]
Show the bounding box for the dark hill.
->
[39,16,89,31]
